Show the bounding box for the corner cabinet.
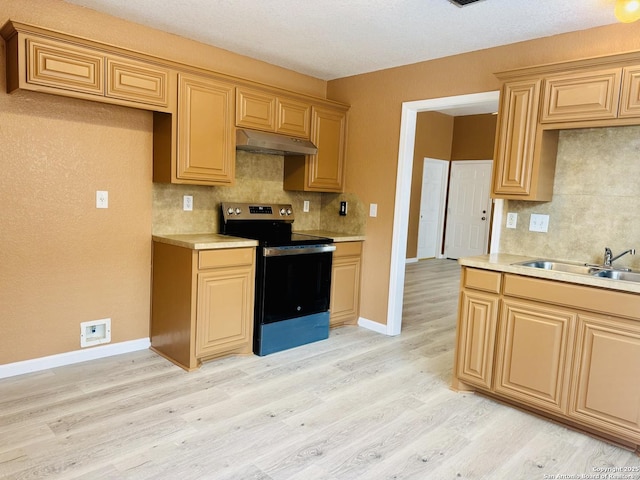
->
[284,104,347,193]
[453,266,640,452]
[329,241,362,326]
[151,242,255,371]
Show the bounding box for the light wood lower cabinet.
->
[455,290,499,390]
[329,241,362,326]
[494,298,576,415]
[570,313,640,441]
[453,266,640,450]
[151,242,255,370]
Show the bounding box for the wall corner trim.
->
[358,317,395,335]
[0,338,151,379]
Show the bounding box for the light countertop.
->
[152,233,258,250]
[460,253,640,294]
[153,231,364,250]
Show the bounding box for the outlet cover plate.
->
[183,195,193,211]
[506,212,518,229]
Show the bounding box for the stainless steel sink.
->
[514,259,640,283]
[591,269,640,282]
[514,260,596,275]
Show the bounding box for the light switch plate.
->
[529,213,549,232]
[303,200,310,213]
[369,203,378,217]
[96,190,108,209]
[506,212,517,229]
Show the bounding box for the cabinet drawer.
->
[106,56,169,107]
[27,36,104,95]
[463,268,501,293]
[199,248,254,270]
[333,241,362,258]
[503,274,640,320]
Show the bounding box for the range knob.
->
[279,208,286,216]
[286,208,292,216]
[235,207,242,215]
[227,207,235,215]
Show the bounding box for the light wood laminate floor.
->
[2,259,639,479]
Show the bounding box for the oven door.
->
[258,244,335,324]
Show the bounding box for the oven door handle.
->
[263,244,336,257]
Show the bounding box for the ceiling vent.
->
[448,0,484,6]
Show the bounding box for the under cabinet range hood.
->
[235,129,318,156]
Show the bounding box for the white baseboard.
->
[357,316,391,335]
[405,257,419,264]
[0,338,151,379]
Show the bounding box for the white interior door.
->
[444,160,493,259]
[417,158,449,259]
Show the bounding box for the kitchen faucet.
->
[603,247,636,268]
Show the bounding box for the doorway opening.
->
[385,91,501,336]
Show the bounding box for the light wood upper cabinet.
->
[330,241,362,327]
[106,55,169,107]
[4,29,172,111]
[176,73,235,185]
[26,36,104,95]
[492,78,558,200]
[541,69,622,123]
[570,313,640,443]
[236,87,310,138]
[619,66,640,118]
[495,298,576,415]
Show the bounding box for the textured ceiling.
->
[63,0,619,80]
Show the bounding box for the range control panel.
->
[221,202,295,222]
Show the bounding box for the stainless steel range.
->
[219,202,335,356]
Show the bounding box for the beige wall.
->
[328,21,640,326]
[451,114,497,161]
[0,0,329,365]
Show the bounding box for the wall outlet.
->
[303,200,310,213]
[183,195,193,211]
[369,203,378,217]
[96,190,108,209]
[529,213,550,233]
[506,212,518,229]
[80,318,111,348]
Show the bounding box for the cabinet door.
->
[26,36,103,95]
[330,243,362,326]
[619,66,640,118]
[177,73,235,185]
[495,299,576,414]
[236,87,276,131]
[307,106,346,192]
[492,79,540,197]
[455,290,499,390]
[277,97,311,138]
[570,313,640,442]
[106,55,169,107]
[541,69,621,123]
[196,265,254,358]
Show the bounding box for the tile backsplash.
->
[499,125,640,270]
[153,150,366,235]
